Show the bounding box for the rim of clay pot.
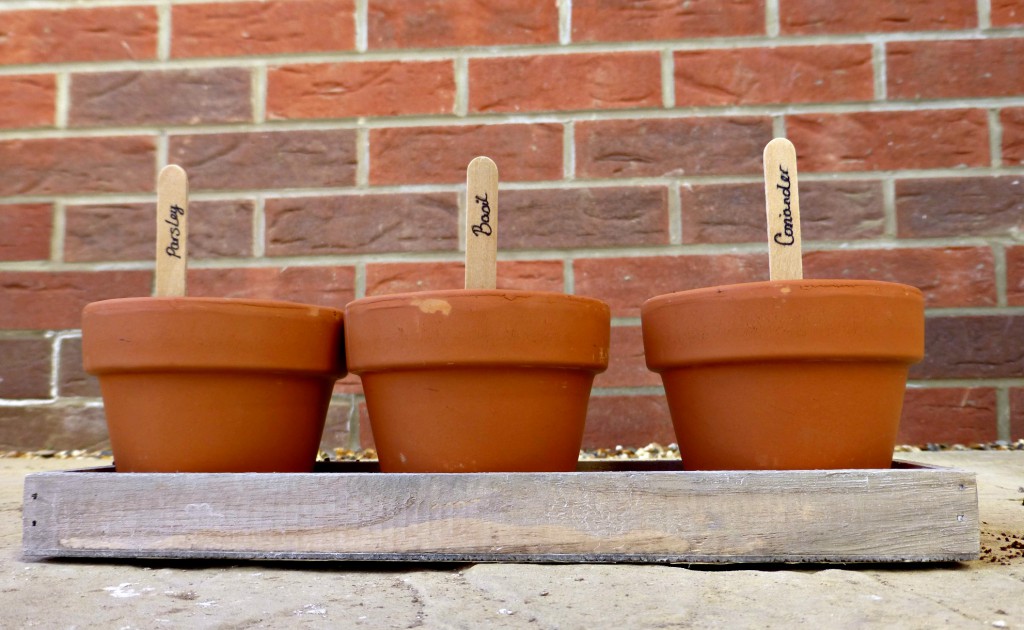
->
[83,296,345,376]
[641,279,924,369]
[345,289,610,373]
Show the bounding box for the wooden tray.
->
[22,460,979,564]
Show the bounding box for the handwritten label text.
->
[773,165,795,246]
[164,204,185,259]
[471,193,492,237]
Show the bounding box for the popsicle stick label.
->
[763,138,803,281]
[155,165,189,297]
[465,156,499,290]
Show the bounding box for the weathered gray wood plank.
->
[22,462,978,563]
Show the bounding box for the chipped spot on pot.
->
[779,286,792,294]
[411,298,452,315]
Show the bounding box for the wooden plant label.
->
[763,138,803,281]
[155,165,189,297]
[465,156,499,290]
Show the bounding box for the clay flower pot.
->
[641,280,924,470]
[82,297,345,472]
[345,290,611,472]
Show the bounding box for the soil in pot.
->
[345,289,610,472]
[82,297,346,472]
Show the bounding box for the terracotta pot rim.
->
[641,278,924,368]
[83,296,345,376]
[347,288,607,308]
[345,289,611,373]
[641,279,922,309]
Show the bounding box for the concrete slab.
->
[1,452,1021,629]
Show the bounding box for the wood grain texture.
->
[22,462,978,563]
[763,138,803,280]
[465,156,498,289]
[154,164,189,297]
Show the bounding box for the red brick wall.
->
[1,0,1022,452]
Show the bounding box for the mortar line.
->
[563,120,576,180]
[354,0,369,52]
[873,41,887,101]
[667,182,683,245]
[251,64,267,124]
[978,0,992,30]
[661,49,675,109]
[49,200,66,265]
[591,386,666,397]
[765,0,780,37]
[996,387,1011,441]
[251,195,266,258]
[882,177,898,237]
[454,56,469,117]
[563,258,575,294]
[157,0,172,61]
[611,317,641,327]
[992,242,1008,307]
[51,71,70,130]
[50,331,81,400]
[907,378,1024,387]
[355,126,370,187]
[772,114,786,138]
[354,262,367,300]
[988,108,1003,167]
[558,0,572,45]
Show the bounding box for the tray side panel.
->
[22,469,979,563]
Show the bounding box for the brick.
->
[0,137,155,196]
[500,187,669,250]
[593,326,662,389]
[1000,108,1024,165]
[469,52,661,113]
[333,373,363,396]
[0,271,152,330]
[897,388,998,445]
[574,254,767,318]
[675,45,873,106]
[187,266,355,309]
[0,204,52,261]
[265,193,457,257]
[364,260,564,296]
[1009,246,1024,305]
[780,0,976,34]
[0,75,55,129]
[896,176,1024,238]
[0,7,157,65]
[370,124,562,185]
[0,405,108,451]
[786,110,989,172]
[70,68,252,128]
[1011,388,1024,440]
[575,117,771,179]
[888,39,1024,99]
[268,61,455,119]
[64,200,254,263]
[992,0,1024,26]
[910,315,1024,379]
[172,0,354,58]
[320,396,355,452]
[368,0,558,48]
[57,337,100,398]
[169,130,356,190]
[573,0,764,42]
[0,338,51,399]
[581,395,675,449]
[803,247,996,307]
[681,180,884,244]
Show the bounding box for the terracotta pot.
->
[345,290,610,472]
[82,297,345,472]
[641,280,924,470]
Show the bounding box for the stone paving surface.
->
[1,452,1021,629]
